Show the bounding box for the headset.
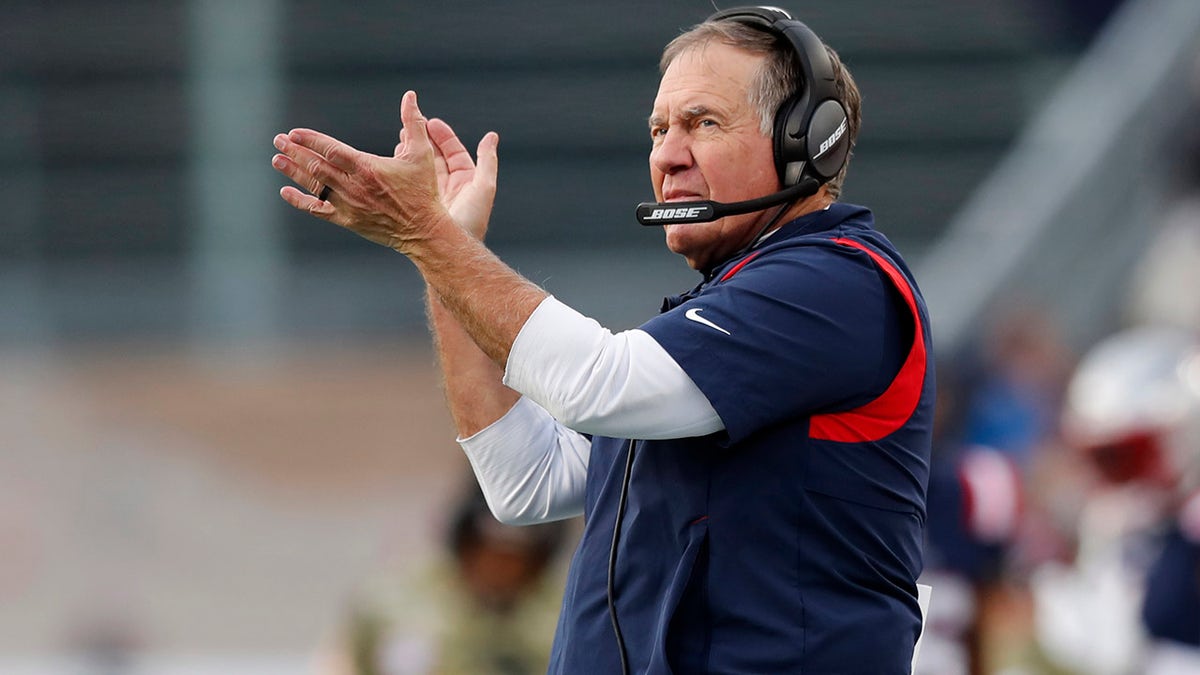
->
[636,6,851,226]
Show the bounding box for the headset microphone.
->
[636,176,819,226]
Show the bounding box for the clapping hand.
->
[272,90,498,252]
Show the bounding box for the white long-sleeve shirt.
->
[459,296,723,524]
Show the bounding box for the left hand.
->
[425,118,498,241]
[271,90,449,253]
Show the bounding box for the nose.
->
[650,127,693,176]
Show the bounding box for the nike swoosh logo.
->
[685,308,731,335]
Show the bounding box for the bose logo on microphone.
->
[815,118,848,159]
[644,206,708,221]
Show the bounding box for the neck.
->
[751,187,832,241]
[780,187,833,224]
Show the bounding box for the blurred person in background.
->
[917,369,1024,675]
[321,479,571,675]
[915,306,1076,675]
[956,305,1073,471]
[1024,79,1200,674]
[1028,326,1200,674]
[273,6,935,672]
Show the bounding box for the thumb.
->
[397,90,432,160]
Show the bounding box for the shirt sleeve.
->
[503,296,724,439]
[458,396,591,525]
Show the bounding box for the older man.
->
[273,7,933,673]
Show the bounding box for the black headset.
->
[634,7,850,227]
[708,6,851,188]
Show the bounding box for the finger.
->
[432,146,449,186]
[284,128,360,173]
[396,90,433,160]
[428,118,474,174]
[475,131,500,186]
[279,185,338,220]
[271,143,331,198]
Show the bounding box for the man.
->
[272,7,934,673]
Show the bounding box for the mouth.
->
[662,189,705,202]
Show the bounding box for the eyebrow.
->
[648,104,719,129]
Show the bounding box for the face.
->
[649,42,780,271]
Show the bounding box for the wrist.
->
[389,205,456,255]
[403,209,483,281]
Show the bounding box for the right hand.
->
[400,118,499,241]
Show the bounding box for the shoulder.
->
[756,202,899,267]
[761,204,926,314]
[718,232,889,305]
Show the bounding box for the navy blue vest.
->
[549,204,934,673]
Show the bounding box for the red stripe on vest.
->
[808,238,927,443]
[719,251,763,282]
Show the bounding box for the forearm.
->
[425,286,521,438]
[409,215,720,441]
[459,396,589,524]
[405,213,548,367]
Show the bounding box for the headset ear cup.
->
[774,95,808,187]
[714,8,849,191]
[806,99,850,182]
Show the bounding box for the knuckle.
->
[304,158,324,179]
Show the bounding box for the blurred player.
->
[1031,326,1200,674]
[917,367,1024,675]
[323,482,571,675]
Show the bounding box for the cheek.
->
[744,147,779,188]
[709,141,776,196]
[650,164,665,197]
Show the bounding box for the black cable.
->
[605,197,794,672]
[607,437,637,675]
[697,196,799,280]
[739,198,799,259]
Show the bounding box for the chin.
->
[663,227,709,270]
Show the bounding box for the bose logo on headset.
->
[643,206,711,221]
[815,117,848,160]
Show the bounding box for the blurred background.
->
[2,0,1200,672]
